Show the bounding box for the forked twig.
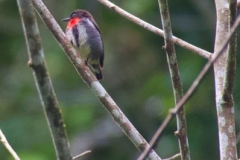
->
[158,0,190,159]
[137,15,240,160]
[97,0,212,59]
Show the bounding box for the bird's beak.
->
[61,17,70,22]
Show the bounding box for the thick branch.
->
[214,0,237,159]
[17,1,72,160]
[158,0,190,160]
[222,0,237,101]
[138,14,240,160]
[32,0,161,159]
[97,0,212,59]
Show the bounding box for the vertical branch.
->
[214,0,237,159]
[223,0,237,101]
[158,0,190,160]
[17,1,72,160]
[32,0,162,159]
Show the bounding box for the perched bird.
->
[62,9,104,80]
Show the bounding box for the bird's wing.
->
[89,17,101,33]
[89,17,104,68]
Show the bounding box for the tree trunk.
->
[214,0,237,159]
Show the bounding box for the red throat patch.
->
[67,18,80,29]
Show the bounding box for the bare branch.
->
[162,153,181,160]
[137,14,240,160]
[17,0,72,160]
[213,0,238,159]
[97,0,212,59]
[0,129,20,160]
[158,0,190,160]
[73,150,91,160]
[32,0,162,159]
[222,0,237,101]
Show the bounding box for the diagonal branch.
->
[17,0,72,160]
[158,0,190,160]
[72,150,91,160]
[0,129,20,160]
[137,13,240,160]
[97,0,212,59]
[32,0,161,159]
[162,153,181,160]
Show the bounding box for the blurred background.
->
[0,0,240,159]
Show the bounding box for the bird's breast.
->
[66,23,90,59]
[77,24,89,46]
[76,24,91,59]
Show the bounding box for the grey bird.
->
[62,9,104,80]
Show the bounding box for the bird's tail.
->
[95,70,103,80]
[90,64,103,80]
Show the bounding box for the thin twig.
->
[158,0,190,160]
[0,129,20,160]
[73,150,91,160]
[17,0,72,160]
[97,0,212,59]
[32,0,161,159]
[162,153,181,160]
[137,14,240,160]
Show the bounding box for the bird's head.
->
[62,9,93,29]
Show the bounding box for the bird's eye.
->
[71,13,76,17]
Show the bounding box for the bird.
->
[62,9,104,80]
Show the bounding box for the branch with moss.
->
[32,0,162,159]
[158,0,190,160]
[137,14,240,160]
[17,1,72,160]
[97,0,211,59]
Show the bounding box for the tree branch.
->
[162,153,181,160]
[0,129,20,160]
[73,150,91,160]
[157,0,190,160]
[32,0,162,159]
[17,1,72,160]
[214,0,237,159]
[222,0,237,101]
[97,0,212,59]
[137,14,240,160]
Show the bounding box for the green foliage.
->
[62,103,95,135]
[0,0,239,160]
